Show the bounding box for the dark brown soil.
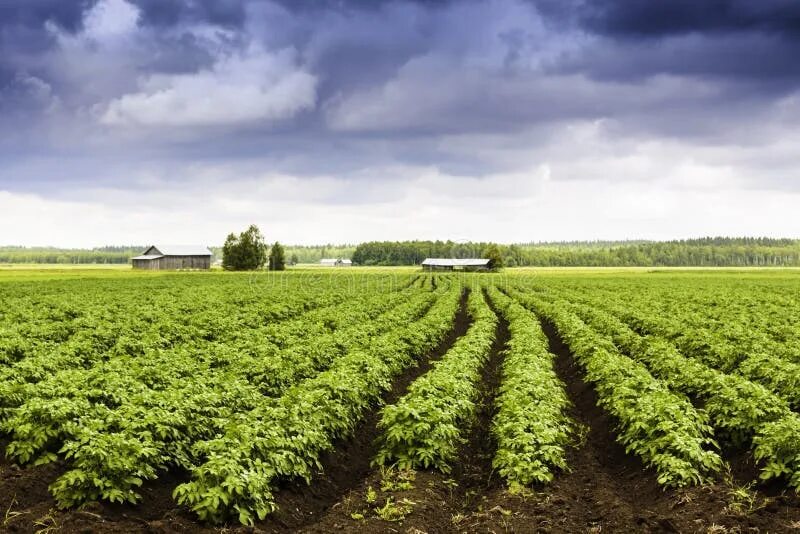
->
[0,460,207,533]
[2,299,800,534]
[451,291,509,498]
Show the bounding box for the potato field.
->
[1,269,800,533]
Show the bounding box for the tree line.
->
[0,247,140,264]
[4,237,800,267]
[351,238,800,267]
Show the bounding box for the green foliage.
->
[0,272,437,518]
[562,299,794,444]
[222,225,268,271]
[172,280,462,523]
[604,292,800,410]
[379,467,415,492]
[2,268,800,528]
[374,288,497,472]
[374,497,414,522]
[508,274,800,492]
[268,242,286,271]
[5,237,800,267]
[525,277,800,490]
[512,289,723,487]
[481,244,504,269]
[753,418,800,489]
[486,286,572,485]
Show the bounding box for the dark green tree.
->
[221,233,239,271]
[290,253,299,266]
[482,243,504,270]
[268,241,286,271]
[222,225,268,271]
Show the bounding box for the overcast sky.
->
[1,0,800,247]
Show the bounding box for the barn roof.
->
[145,245,212,256]
[421,258,491,267]
[131,254,164,260]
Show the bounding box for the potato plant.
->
[555,297,800,490]
[486,286,572,486]
[3,269,800,528]
[173,282,463,524]
[374,287,497,472]
[46,281,448,510]
[512,289,723,487]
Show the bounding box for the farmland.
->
[1,268,800,532]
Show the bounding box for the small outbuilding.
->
[421,258,493,272]
[320,258,352,267]
[132,245,212,270]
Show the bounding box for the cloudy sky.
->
[1,0,800,247]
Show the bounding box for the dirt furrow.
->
[259,287,473,532]
[298,291,509,534]
[538,319,671,532]
[452,291,509,499]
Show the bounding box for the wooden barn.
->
[421,258,492,272]
[132,245,212,270]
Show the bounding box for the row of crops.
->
[506,273,800,490]
[1,270,799,524]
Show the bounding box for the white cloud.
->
[83,0,139,40]
[3,153,800,248]
[100,46,316,127]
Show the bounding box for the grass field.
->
[0,267,799,532]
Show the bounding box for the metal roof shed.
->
[421,258,493,271]
[320,258,352,267]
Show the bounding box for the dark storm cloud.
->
[579,0,800,39]
[556,31,800,87]
[129,0,246,28]
[0,1,91,84]
[3,0,800,190]
[0,0,98,33]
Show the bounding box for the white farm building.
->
[320,258,353,267]
[421,258,492,272]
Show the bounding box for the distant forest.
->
[352,238,800,267]
[0,246,142,264]
[0,244,357,265]
[2,238,800,267]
